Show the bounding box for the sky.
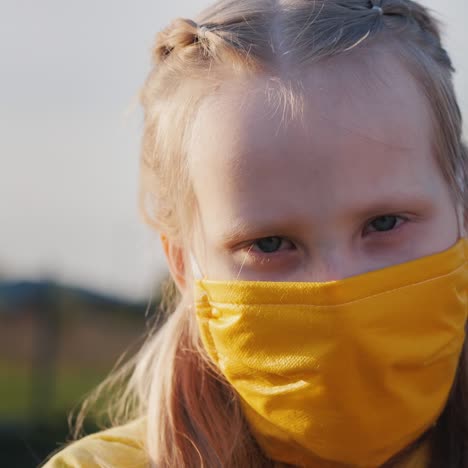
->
[1,0,467,301]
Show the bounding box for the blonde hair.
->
[76,1,468,467]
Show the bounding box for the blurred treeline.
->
[0,278,161,467]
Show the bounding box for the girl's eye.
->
[365,215,405,234]
[253,236,289,253]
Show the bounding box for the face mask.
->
[192,237,468,467]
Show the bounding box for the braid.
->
[153,18,224,64]
[374,0,454,70]
[154,19,198,63]
[380,0,442,38]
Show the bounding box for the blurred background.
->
[0,1,466,467]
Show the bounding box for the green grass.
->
[0,362,29,419]
[0,360,108,421]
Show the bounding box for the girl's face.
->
[187,51,461,283]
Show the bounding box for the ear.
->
[160,234,187,292]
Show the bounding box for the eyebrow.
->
[219,193,433,242]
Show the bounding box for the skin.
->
[162,50,464,288]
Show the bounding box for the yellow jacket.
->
[42,417,431,468]
[43,418,148,468]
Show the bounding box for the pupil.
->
[372,216,397,231]
[257,237,282,253]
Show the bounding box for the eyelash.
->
[363,214,408,236]
[246,214,408,256]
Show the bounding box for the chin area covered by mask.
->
[192,235,468,467]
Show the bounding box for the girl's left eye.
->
[252,236,293,253]
[365,215,406,234]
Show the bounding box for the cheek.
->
[203,248,243,280]
[190,213,237,280]
[427,202,460,250]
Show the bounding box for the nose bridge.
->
[307,245,350,282]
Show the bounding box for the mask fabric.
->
[194,238,468,467]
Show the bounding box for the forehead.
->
[188,50,437,234]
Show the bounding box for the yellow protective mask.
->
[194,238,468,467]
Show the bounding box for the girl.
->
[44,0,468,466]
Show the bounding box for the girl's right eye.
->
[252,236,293,254]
